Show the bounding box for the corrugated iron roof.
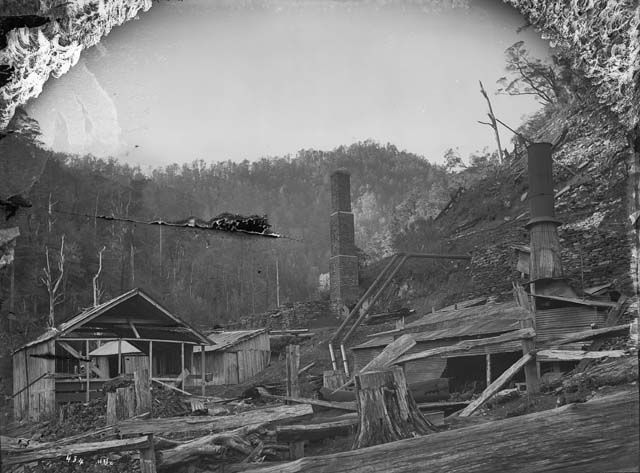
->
[193,329,267,352]
[353,316,522,350]
[89,340,141,356]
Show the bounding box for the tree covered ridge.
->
[0,138,453,347]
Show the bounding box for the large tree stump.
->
[352,366,435,449]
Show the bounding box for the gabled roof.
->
[193,329,267,353]
[89,340,141,356]
[15,288,210,352]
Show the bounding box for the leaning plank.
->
[537,349,626,362]
[246,388,639,473]
[152,377,192,396]
[332,334,416,392]
[394,328,534,365]
[258,390,356,411]
[544,324,630,347]
[458,353,533,417]
[4,436,150,466]
[116,404,314,436]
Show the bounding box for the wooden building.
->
[353,290,617,393]
[89,340,148,379]
[192,330,270,385]
[11,288,210,421]
[352,301,529,392]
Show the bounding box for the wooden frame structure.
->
[11,288,211,421]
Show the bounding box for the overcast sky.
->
[25,0,550,169]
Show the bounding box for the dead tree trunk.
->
[352,366,436,449]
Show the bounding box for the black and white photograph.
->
[0,0,638,471]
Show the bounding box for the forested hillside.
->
[0,135,453,345]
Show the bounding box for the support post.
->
[520,318,540,394]
[181,343,185,381]
[85,340,90,402]
[139,433,157,473]
[117,338,122,375]
[149,340,153,379]
[486,353,491,388]
[329,343,338,371]
[340,344,349,377]
[200,345,205,396]
[286,345,300,400]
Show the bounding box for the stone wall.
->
[231,300,335,330]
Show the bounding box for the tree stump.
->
[134,369,152,415]
[352,366,436,449]
[106,386,136,425]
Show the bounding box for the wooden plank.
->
[298,362,315,376]
[4,436,150,466]
[56,391,104,403]
[537,349,626,362]
[458,353,533,417]
[258,391,356,412]
[394,328,535,365]
[116,404,314,436]
[152,378,192,396]
[9,372,49,399]
[247,388,639,473]
[544,324,630,347]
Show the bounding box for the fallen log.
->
[247,388,639,473]
[276,418,357,443]
[4,435,151,466]
[275,409,446,444]
[394,328,534,365]
[321,378,449,404]
[116,404,314,436]
[458,352,533,417]
[157,425,264,469]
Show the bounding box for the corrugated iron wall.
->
[536,306,606,341]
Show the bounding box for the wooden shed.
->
[352,300,531,391]
[192,330,270,385]
[89,341,148,379]
[11,288,210,421]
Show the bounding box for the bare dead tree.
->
[41,235,65,327]
[93,246,106,306]
[47,192,56,234]
[478,80,504,164]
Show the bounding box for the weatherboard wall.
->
[12,341,55,421]
[191,332,270,385]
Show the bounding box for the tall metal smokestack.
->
[329,170,359,316]
[526,142,563,281]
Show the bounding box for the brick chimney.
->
[329,170,359,316]
[526,143,564,282]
